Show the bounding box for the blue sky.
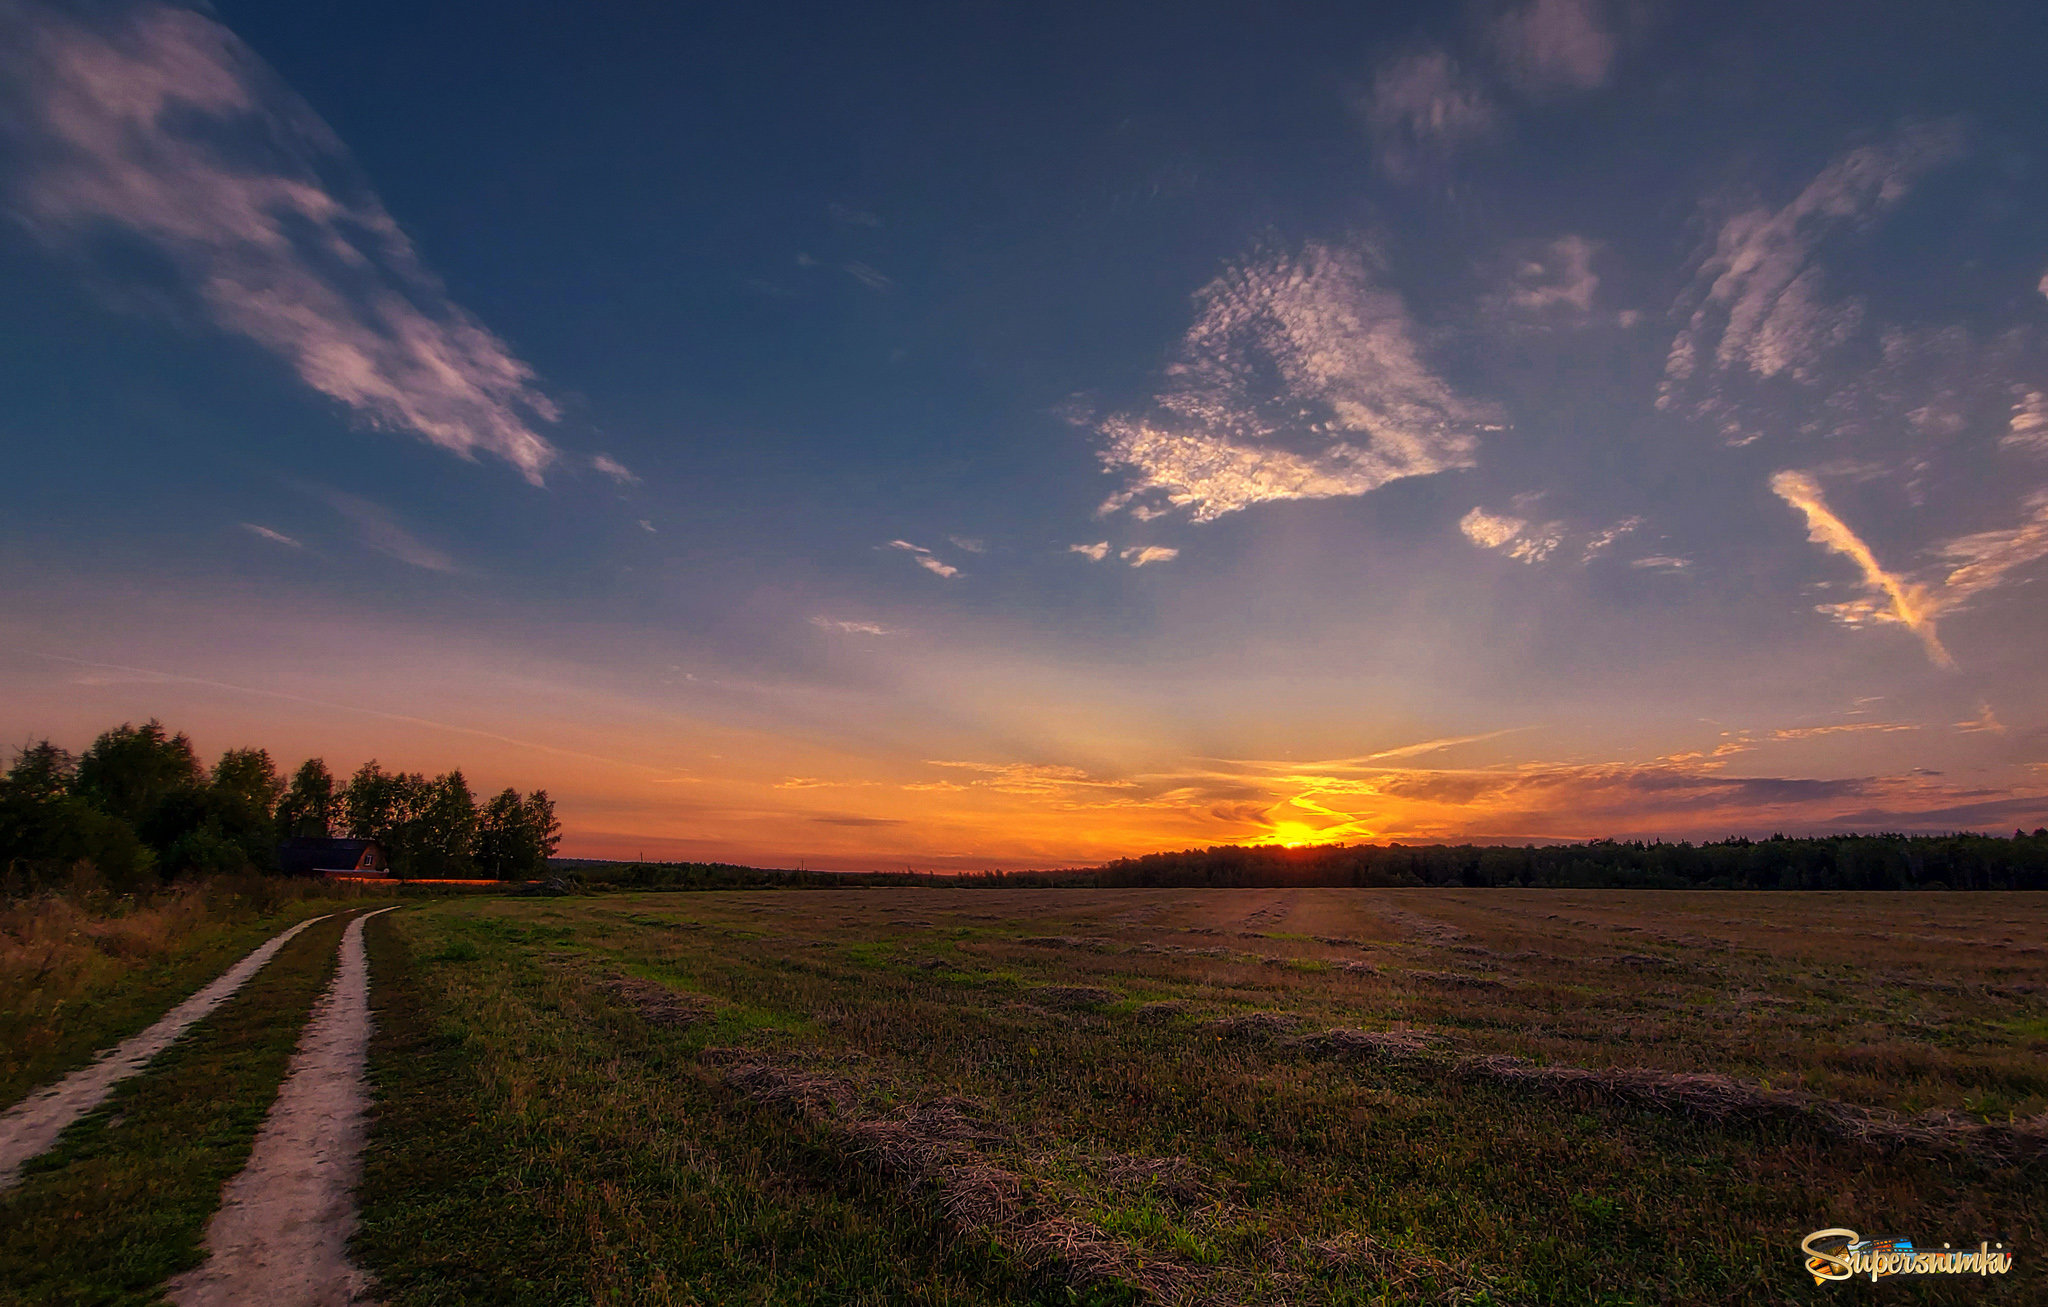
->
[2,0,2044,866]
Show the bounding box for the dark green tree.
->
[144,746,284,876]
[474,787,560,879]
[0,740,153,888]
[74,720,201,827]
[275,758,337,838]
[411,770,478,877]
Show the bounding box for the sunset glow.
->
[2,0,2045,867]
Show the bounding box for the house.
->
[277,837,390,876]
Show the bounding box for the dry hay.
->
[1455,1054,2048,1163]
[720,1058,1217,1302]
[1728,990,1796,1009]
[1018,935,1114,952]
[1133,1000,1193,1024]
[602,976,714,1028]
[1093,1153,1215,1206]
[1290,1027,1437,1062]
[1281,1231,1495,1304]
[1208,1011,1303,1040]
[1372,906,1467,943]
[1030,985,1118,1010]
[1406,970,1507,990]
[1239,900,1293,929]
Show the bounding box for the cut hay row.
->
[714,1054,1218,1303]
[601,975,716,1028]
[1274,1022,2048,1165]
[1454,1055,2048,1163]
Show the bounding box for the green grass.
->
[0,910,357,1306]
[6,887,2043,1304]
[0,884,373,1105]
[345,889,2045,1305]
[354,909,1055,1306]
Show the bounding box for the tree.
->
[276,759,336,838]
[524,790,561,867]
[411,770,478,877]
[4,740,75,800]
[212,748,284,816]
[75,720,201,827]
[474,787,560,879]
[340,761,429,873]
[144,746,283,876]
[0,739,153,888]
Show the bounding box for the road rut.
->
[166,905,397,1307]
[0,913,333,1189]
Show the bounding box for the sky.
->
[1,0,2044,868]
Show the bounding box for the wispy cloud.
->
[1097,240,1494,523]
[592,453,639,484]
[1770,722,1917,740]
[1934,489,2048,608]
[827,201,881,228]
[947,535,986,554]
[240,522,300,548]
[1068,541,1109,561]
[0,0,562,481]
[1769,469,1952,666]
[324,489,457,573]
[843,261,893,292]
[2007,389,2048,452]
[922,760,1135,796]
[887,539,961,579]
[1357,49,1495,177]
[1489,0,1617,93]
[1142,739,2048,842]
[1502,235,1598,315]
[811,616,891,636]
[1630,555,1692,572]
[1120,545,1178,567]
[1458,506,1524,549]
[1459,506,1562,562]
[1954,702,2005,734]
[1661,124,1962,420]
[1581,514,1642,559]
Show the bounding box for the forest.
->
[1009,833,2048,891]
[0,718,559,890]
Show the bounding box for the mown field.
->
[351,888,2045,1306]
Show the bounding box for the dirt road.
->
[166,906,398,1307]
[0,913,333,1190]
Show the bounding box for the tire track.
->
[0,913,333,1190]
[166,906,397,1307]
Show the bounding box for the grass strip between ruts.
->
[0,910,358,1306]
[2,897,364,1108]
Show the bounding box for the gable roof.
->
[277,837,383,875]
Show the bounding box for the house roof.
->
[277,837,383,874]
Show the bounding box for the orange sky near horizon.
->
[6,579,2039,871]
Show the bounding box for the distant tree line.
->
[553,831,2048,894]
[968,834,2048,892]
[1,718,560,889]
